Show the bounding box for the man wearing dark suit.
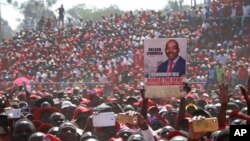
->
[157,39,186,77]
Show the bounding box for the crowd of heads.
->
[0,1,250,141]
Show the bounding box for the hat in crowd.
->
[123,105,135,112]
[230,119,245,125]
[17,92,27,100]
[196,99,208,109]
[21,105,30,113]
[38,123,53,133]
[156,126,175,138]
[19,101,28,108]
[148,105,159,112]
[30,94,41,100]
[80,131,98,141]
[185,93,195,99]
[61,101,76,109]
[28,132,45,141]
[192,109,211,118]
[227,102,240,110]
[47,127,59,135]
[123,96,138,104]
[170,135,188,141]
[233,99,246,109]
[94,103,113,113]
[214,128,230,141]
[133,98,155,107]
[73,106,92,119]
[117,124,134,139]
[164,104,173,109]
[164,109,178,118]
[33,107,61,121]
[34,98,54,107]
[80,98,91,105]
[109,137,123,141]
[42,134,61,141]
[167,130,188,140]
[149,119,165,131]
[106,97,118,103]
[127,133,144,141]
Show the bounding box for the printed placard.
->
[144,38,187,98]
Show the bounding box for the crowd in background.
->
[0,0,250,141]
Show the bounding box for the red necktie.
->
[168,61,174,72]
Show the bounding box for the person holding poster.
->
[156,39,186,77]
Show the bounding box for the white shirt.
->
[216,54,229,66]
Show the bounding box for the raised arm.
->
[239,76,250,124]
[175,83,190,129]
[216,83,231,129]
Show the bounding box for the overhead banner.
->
[144,38,187,98]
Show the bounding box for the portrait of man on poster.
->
[156,39,186,77]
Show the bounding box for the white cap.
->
[61,101,75,109]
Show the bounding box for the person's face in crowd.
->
[13,120,36,141]
[165,40,180,61]
[58,122,78,141]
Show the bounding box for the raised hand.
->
[215,83,231,105]
[239,77,250,104]
[239,76,250,116]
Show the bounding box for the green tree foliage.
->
[45,0,57,7]
[6,0,12,4]
[68,4,124,21]
[8,0,57,30]
[20,0,56,19]
[164,0,190,12]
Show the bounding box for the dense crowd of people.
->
[0,0,250,141]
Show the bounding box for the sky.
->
[1,0,195,30]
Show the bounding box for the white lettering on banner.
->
[145,85,185,98]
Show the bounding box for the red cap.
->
[73,107,92,119]
[109,137,123,141]
[133,98,155,107]
[167,130,186,140]
[106,98,118,103]
[80,98,91,105]
[17,92,26,99]
[147,105,159,112]
[164,104,173,109]
[185,93,195,99]
[30,94,40,100]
